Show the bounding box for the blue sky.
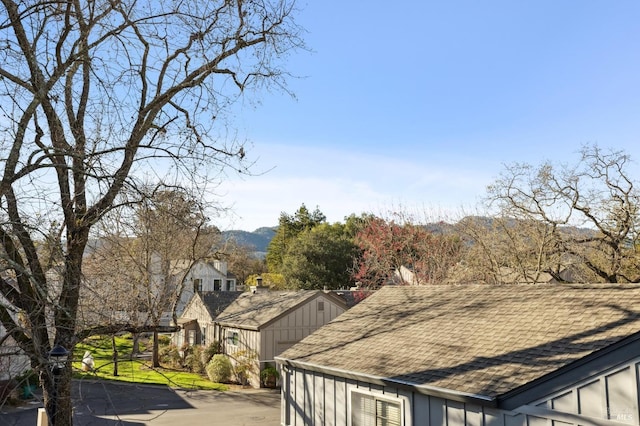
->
[215,1,640,231]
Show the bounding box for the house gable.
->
[174,291,243,348]
[499,331,640,414]
[215,290,348,389]
[174,259,237,316]
[216,290,327,330]
[516,356,639,424]
[186,260,236,292]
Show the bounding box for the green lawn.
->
[73,335,227,391]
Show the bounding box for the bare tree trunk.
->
[42,363,73,426]
[131,333,140,360]
[112,336,119,376]
[0,0,302,423]
[152,330,160,368]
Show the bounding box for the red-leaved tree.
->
[353,216,462,287]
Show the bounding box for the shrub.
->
[202,341,221,365]
[260,365,279,388]
[185,345,205,374]
[156,334,171,347]
[206,354,233,383]
[232,350,257,386]
[159,344,181,367]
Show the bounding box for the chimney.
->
[251,276,268,294]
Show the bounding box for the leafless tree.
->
[0,1,302,423]
[224,240,267,286]
[453,215,577,284]
[83,188,220,368]
[485,144,640,284]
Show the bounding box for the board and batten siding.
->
[280,357,640,426]
[261,296,345,367]
[516,357,640,425]
[173,296,212,347]
[222,326,261,387]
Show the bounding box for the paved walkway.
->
[1,381,281,425]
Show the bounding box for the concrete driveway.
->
[0,381,281,425]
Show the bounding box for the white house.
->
[0,323,30,382]
[277,283,640,426]
[174,259,237,316]
[0,285,31,383]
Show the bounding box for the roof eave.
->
[322,290,350,310]
[215,291,322,330]
[215,321,260,331]
[275,357,497,408]
[497,331,640,410]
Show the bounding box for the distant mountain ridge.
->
[221,227,276,253]
[219,217,595,258]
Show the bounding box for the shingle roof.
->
[215,290,324,330]
[277,284,640,399]
[201,291,244,319]
[330,290,373,307]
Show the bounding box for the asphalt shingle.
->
[278,283,640,398]
[215,290,323,330]
[200,291,244,319]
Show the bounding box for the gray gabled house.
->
[215,289,348,388]
[276,284,640,426]
[173,291,243,348]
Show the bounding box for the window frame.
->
[226,330,239,347]
[226,279,235,291]
[348,388,405,426]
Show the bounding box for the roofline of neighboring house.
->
[322,290,350,310]
[216,290,344,331]
[216,321,260,331]
[202,291,244,319]
[277,331,640,409]
[182,291,204,316]
[275,357,497,407]
[497,330,640,410]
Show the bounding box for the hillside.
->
[221,227,276,253]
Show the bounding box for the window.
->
[201,327,206,345]
[188,330,196,346]
[351,391,402,426]
[193,278,202,292]
[227,331,239,346]
[318,301,325,311]
[226,280,235,291]
[214,279,221,291]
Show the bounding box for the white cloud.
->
[212,142,493,230]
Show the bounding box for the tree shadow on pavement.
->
[1,380,195,426]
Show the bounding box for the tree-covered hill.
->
[222,227,276,253]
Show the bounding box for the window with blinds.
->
[351,391,402,426]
